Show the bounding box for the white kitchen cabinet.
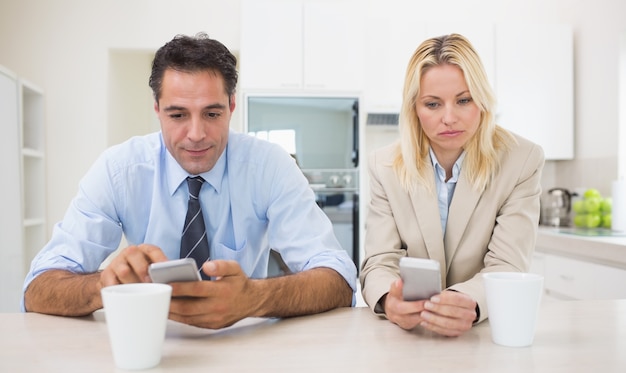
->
[302,2,365,91]
[240,0,364,92]
[240,0,302,90]
[534,228,626,300]
[0,65,25,312]
[495,23,574,160]
[532,252,626,300]
[529,252,546,277]
[363,21,495,116]
[363,19,426,114]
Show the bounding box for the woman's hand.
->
[384,279,477,337]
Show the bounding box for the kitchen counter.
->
[537,226,626,269]
[2,302,626,372]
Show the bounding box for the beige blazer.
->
[359,132,545,323]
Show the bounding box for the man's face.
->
[155,68,235,175]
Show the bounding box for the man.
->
[23,33,356,329]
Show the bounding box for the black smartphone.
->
[148,258,202,283]
[399,257,442,301]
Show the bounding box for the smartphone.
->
[149,258,202,283]
[399,257,442,301]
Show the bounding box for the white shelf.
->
[23,218,46,227]
[22,148,44,158]
[0,68,45,311]
[18,77,47,285]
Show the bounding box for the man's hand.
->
[168,260,255,329]
[100,244,168,287]
[383,279,476,337]
[168,260,353,329]
[24,244,168,316]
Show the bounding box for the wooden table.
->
[1,300,625,372]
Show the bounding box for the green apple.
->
[602,213,612,229]
[600,197,612,213]
[583,197,602,214]
[574,214,588,228]
[585,213,602,228]
[584,188,602,199]
[572,200,586,214]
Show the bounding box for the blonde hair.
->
[393,33,515,193]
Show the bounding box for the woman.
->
[359,34,544,337]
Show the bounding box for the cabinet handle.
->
[559,274,574,281]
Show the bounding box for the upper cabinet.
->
[363,22,496,115]
[495,23,574,160]
[240,0,365,92]
[362,20,426,114]
[240,1,302,90]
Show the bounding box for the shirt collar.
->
[429,148,466,183]
[164,135,227,196]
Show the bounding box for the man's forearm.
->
[250,267,353,318]
[24,270,103,316]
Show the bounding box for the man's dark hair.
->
[149,32,238,103]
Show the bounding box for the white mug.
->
[101,283,172,370]
[483,272,543,347]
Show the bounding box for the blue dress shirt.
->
[430,148,465,235]
[22,130,357,310]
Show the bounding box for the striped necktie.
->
[180,176,210,280]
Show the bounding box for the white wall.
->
[0,0,242,243]
[1,0,625,250]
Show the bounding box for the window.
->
[248,129,296,155]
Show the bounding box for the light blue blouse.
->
[430,148,465,235]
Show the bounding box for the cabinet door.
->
[0,67,24,312]
[495,24,574,160]
[544,254,626,300]
[363,19,427,112]
[240,0,303,90]
[303,2,365,91]
[544,254,595,299]
[363,22,495,114]
[529,252,546,276]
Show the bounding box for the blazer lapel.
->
[444,173,482,267]
[408,167,447,274]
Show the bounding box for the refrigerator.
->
[244,94,360,269]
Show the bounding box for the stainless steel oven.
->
[245,94,360,270]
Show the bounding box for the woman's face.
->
[415,64,481,162]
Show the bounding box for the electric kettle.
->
[540,187,573,227]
